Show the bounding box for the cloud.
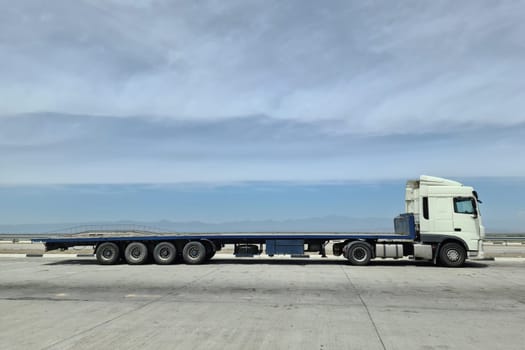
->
[0,113,524,183]
[0,0,524,136]
[1,1,524,183]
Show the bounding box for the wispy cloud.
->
[0,113,523,183]
[0,1,524,183]
[1,1,524,132]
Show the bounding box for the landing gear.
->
[320,242,327,258]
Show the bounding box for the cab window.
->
[454,197,476,214]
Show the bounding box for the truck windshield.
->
[454,197,476,214]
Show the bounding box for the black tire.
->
[439,242,466,267]
[96,242,120,265]
[153,242,177,265]
[182,241,207,265]
[346,242,372,266]
[124,242,149,265]
[206,250,216,260]
[204,242,216,261]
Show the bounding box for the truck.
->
[33,175,485,267]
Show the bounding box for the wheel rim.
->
[352,247,368,262]
[102,248,113,259]
[189,246,200,258]
[160,247,170,259]
[446,249,460,262]
[131,247,142,259]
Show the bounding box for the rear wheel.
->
[124,242,149,265]
[96,242,120,265]
[439,242,466,267]
[204,242,216,261]
[206,250,216,260]
[182,241,207,265]
[345,242,372,266]
[153,242,177,265]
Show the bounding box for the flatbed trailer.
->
[33,176,485,267]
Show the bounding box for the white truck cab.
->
[406,175,484,262]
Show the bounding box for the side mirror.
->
[473,191,482,203]
[471,214,478,219]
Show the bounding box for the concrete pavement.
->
[1,256,525,349]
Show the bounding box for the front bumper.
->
[468,240,485,259]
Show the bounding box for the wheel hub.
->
[160,247,169,258]
[102,249,112,258]
[447,249,460,262]
[189,247,199,258]
[131,247,141,258]
[353,248,367,261]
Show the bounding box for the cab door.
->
[452,197,480,249]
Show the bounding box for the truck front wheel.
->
[96,242,120,265]
[124,242,149,265]
[182,241,207,264]
[439,242,466,267]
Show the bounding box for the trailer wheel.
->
[182,241,207,264]
[124,242,149,265]
[96,242,120,265]
[346,242,372,266]
[153,242,177,265]
[438,242,466,267]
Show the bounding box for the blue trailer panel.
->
[266,239,305,255]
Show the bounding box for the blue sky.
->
[0,182,403,224]
[0,1,524,231]
[0,179,524,232]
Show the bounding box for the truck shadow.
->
[45,258,489,268]
[46,259,100,265]
[208,259,489,268]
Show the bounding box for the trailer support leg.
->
[320,242,327,258]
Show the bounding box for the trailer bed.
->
[34,231,414,244]
[33,214,416,245]
[30,214,423,265]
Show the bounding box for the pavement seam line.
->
[40,267,220,350]
[340,265,387,350]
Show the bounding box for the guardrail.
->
[484,236,525,246]
[485,235,525,240]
